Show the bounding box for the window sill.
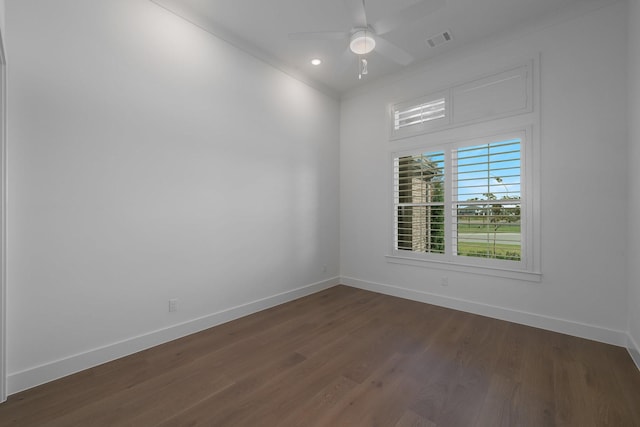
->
[385,254,542,282]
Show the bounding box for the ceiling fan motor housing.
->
[350,29,376,54]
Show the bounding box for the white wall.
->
[0,0,6,403]
[6,0,340,392]
[341,1,629,344]
[0,0,5,36]
[628,0,640,365]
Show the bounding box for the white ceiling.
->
[150,0,608,95]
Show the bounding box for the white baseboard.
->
[8,277,339,395]
[628,333,640,371]
[341,276,628,348]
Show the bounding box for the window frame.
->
[387,127,541,282]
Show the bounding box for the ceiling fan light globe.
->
[350,31,376,54]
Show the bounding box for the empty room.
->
[0,0,639,425]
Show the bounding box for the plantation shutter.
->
[393,151,446,254]
[453,139,522,260]
[393,98,446,131]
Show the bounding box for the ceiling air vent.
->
[426,30,452,48]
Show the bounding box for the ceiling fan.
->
[289,0,446,78]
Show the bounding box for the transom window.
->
[393,98,446,131]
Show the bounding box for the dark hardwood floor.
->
[1,285,639,426]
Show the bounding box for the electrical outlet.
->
[169,299,178,312]
[440,277,449,287]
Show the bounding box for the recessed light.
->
[311,58,322,66]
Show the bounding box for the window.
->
[391,92,449,139]
[393,98,446,131]
[453,139,521,261]
[391,131,536,277]
[394,151,446,254]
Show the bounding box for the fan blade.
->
[288,31,350,40]
[343,0,368,28]
[375,37,414,65]
[372,0,446,35]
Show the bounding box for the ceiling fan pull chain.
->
[358,57,368,80]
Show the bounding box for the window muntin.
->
[392,135,525,268]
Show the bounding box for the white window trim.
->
[387,127,541,282]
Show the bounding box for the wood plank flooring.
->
[1,285,639,426]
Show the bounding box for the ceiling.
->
[150,0,605,95]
